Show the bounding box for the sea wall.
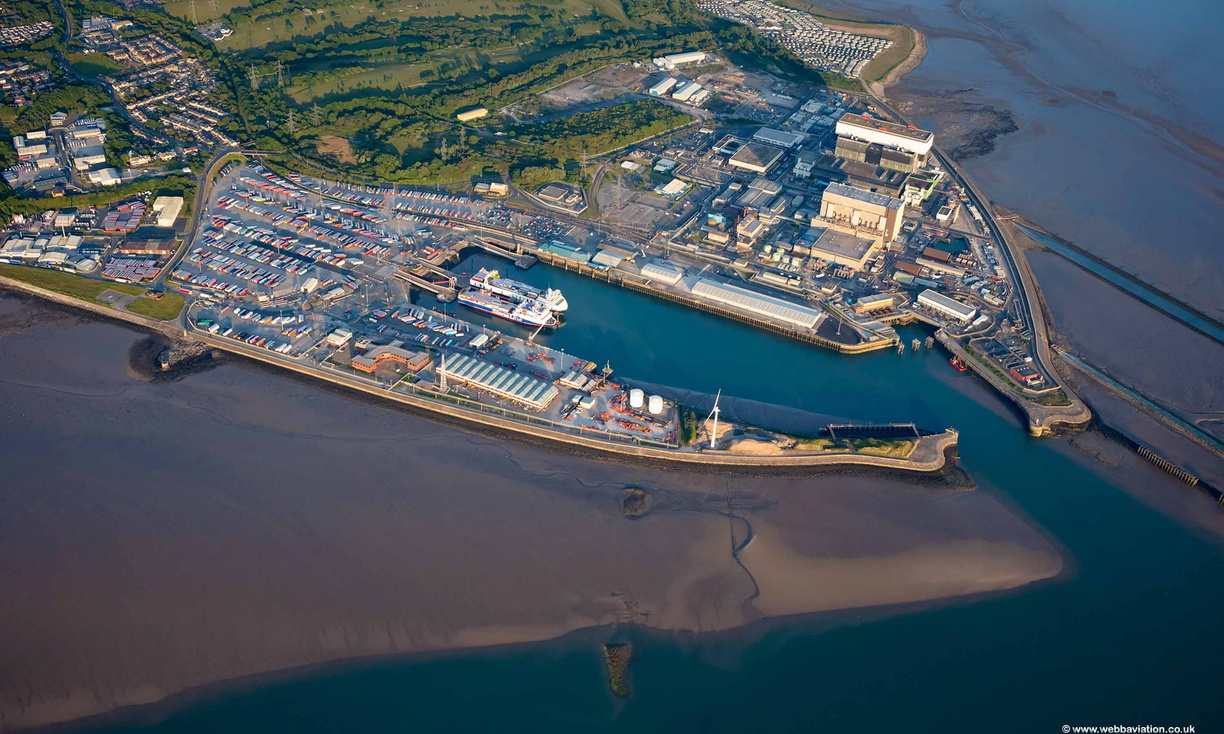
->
[0,274,954,474]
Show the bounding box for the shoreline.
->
[0,275,957,476]
[23,572,1059,733]
[865,23,927,97]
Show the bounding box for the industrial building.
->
[811,154,910,197]
[538,240,591,264]
[652,51,706,70]
[151,196,183,227]
[805,225,882,270]
[326,328,353,347]
[455,107,489,122]
[439,353,560,410]
[917,289,977,322]
[688,278,822,329]
[648,77,678,96]
[752,127,806,149]
[639,260,684,285]
[591,243,637,267]
[853,293,897,314]
[736,216,768,245]
[672,81,703,102]
[793,150,819,178]
[834,113,934,173]
[117,234,177,255]
[13,134,48,159]
[819,182,906,242]
[728,142,785,174]
[85,167,121,186]
[350,344,431,374]
[655,178,689,198]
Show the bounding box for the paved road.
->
[155,148,238,294]
[864,91,1090,432]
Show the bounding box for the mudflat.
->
[0,298,1061,730]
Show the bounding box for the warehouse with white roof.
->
[652,51,706,70]
[688,278,823,329]
[753,127,807,149]
[639,260,685,286]
[439,353,560,410]
[917,289,977,322]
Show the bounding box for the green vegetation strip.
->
[0,263,143,300]
[0,264,184,321]
[796,436,916,458]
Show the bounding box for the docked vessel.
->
[470,268,568,312]
[950,356,968,372]
[457,288,558,328]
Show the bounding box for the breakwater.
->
[0,274,955,475]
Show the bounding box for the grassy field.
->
[202,0,622,53]
[0,264,184,321]
[0,263,144,300]
[161,0,252,25]
[125,292,186,321]
[66,52,126,79]
[288,45,524,103]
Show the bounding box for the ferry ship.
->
[457,288,558,328]
[469,268,568,313]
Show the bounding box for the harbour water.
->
[8,0,1224,729]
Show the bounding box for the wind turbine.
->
[707,389,722,449]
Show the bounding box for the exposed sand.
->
[745,535,1061,616]
[0,299,1062,730]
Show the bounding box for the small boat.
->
[950,356,968,372]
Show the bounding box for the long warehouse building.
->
[649,77,678,96]
[688,278,823,329]
[917,288,977,322]
[438,353,560,410]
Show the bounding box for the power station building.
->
[819,182,906,242]
[834,113,934,173]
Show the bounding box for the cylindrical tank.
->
[648,394,664,415]
[629,388,645,409]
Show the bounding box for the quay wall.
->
[0,274,953,474]
[936,330,1090,436]
[531,251,898,355]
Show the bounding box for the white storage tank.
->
[648,394,664,415]
[629,388,645,409]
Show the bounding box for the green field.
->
[125,292,186,321]
[0,264,143,301]
[180,0,626,53]
[66,52,127,79]
[161,0,251,25]
[288,44,525,103]
[0,264,184,321]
